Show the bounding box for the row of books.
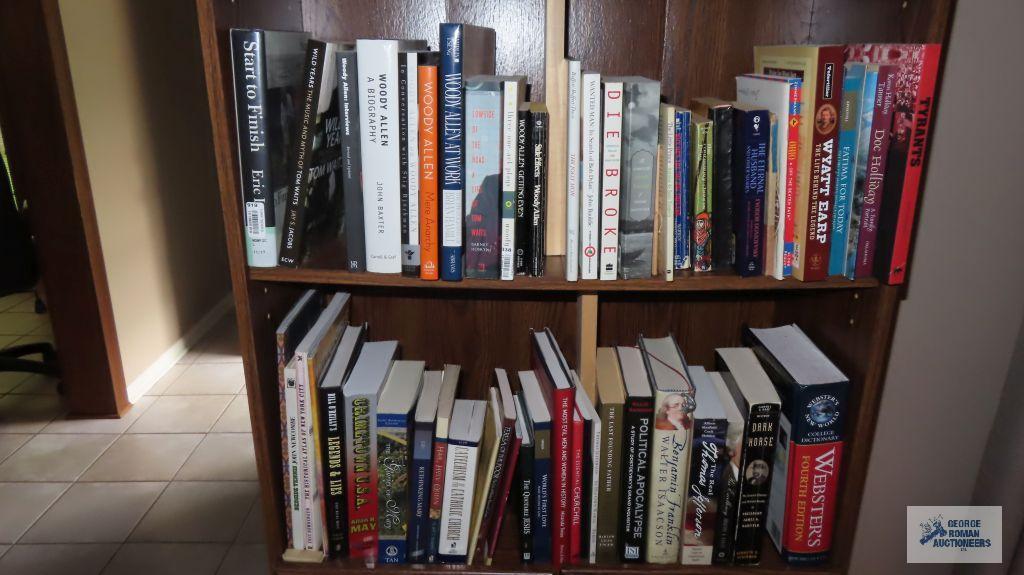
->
[277,289,849,567]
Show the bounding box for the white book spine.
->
[660,105,675,282]
[285,363,303,549]
[438,442,480,559]
[588,413,602,563]
[565,61,582,281]
[407,52,420,258]
[294,355,322,550]
[500,80,519,281]
[580,72,602,280]
[357,39,402,273]
[599,82,623,280]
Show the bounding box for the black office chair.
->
[0,154,59,377]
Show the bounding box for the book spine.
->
[418,63,440,279]
[712,464,739,564]
[295,358,316,549]
[565,61,582,281]
[797,47,843,281]
[426,436,449,563]
[399,56,412,276]
[692,120,713,272]
[733,108,770,277]
[595,402,623,562]
[439,24,465,281]
[877,44,942,285]
[500,81,520,280]
[514,108,532,275]
[408,422,434,562]
[599,82,623,280]
[782,79,801,277]
[279,40,326,267]
[621,396,654,562]
[406,53,421,276]
[475,421,514,558]
[321,386,348,557]
[533,426,553,562]
[284,362,303,548]
[338,52,366,272]
[711,106,735,270]
[618,80,660,279]
[378,413,411,563]
[585,415,601,563]
[829,64,865,276]
[519,440,536,562]
[764,113,781,278]
[346,393,380,559]
[549,388,574,565]
[438,440,481,562]
[659,106,675,282]
[681,418,728,565]
[357,40,402,273]
[732,402,781,565]
[464,82,502,279]
[486,436,521,563]
[569,414,585,562]
[674,109,691,270]
[645,392,689,563]
[580,73,602,279]
[856,66,897,278]
[230,30,278,267]
[529,110,549,277]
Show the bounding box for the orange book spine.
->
[418,63,440,280]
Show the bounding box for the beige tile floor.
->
[0,292,268,575]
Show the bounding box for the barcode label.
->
[500,219,515,279]
[245,201,266,239]
[438,444,478,557]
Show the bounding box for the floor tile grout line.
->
[8,481,73,546]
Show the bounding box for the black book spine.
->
[279,40,325,267]
[529,110,548,277]
[732,402,781,565]
[711,460,739,564]
[519,439,535,562]
[338,51,365,272]
[711,106,735,269]
[399,55,414,276]
[619,395,653,562]
[320,385,348,557]
[514,107,532,275]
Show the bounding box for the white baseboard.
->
[125,293,235,403]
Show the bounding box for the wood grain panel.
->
[661,0,811,104]
[810,0,954,45]
[237,0,303,30]
[568,0,666,79]
[301,0,445,45]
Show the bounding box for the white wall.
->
[851,0,1024,572]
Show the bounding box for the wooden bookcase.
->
[194,1,955,573]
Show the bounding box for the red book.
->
[530,328,575,567]
[569,407,584,563]
[484,421,522,564]
[845,44,943,285]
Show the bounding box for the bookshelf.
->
[194,1,954,574]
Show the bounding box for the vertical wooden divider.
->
[544,0,567,256]
[576,293,598,399]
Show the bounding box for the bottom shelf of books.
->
[245,284,898,574]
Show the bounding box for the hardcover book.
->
[500,77,528,280]
[673,108,691,270]
[574,381,602,563]
[829,63,866,276]
[845,43,943,285]
[616,345,654,562]
[708,371,746,564]
[608,76,661,279]
[732,103,770,277]
[399,51,423,276]
[279,40,344,267]
[513,394,536,562]
[736,74,803,278]
[746,325,848,565]
[319,323,367,558]
[337,50,366,272]
[466,387,506,565]
[659,104,677,281]
[464,76,503,279]
[754,45,845,281]
[377,360,426,563]
[514,104,533,275]
[681,366,729,565]
[565,60,582,281]
[594,347,625,562]
[599,80,624,280]
[439,23,497,281]
[418,54,440,280]
[580,72,602,279]
[569,407,584,562]
[438,399,488,563]
[229,29,309,267]
[691,98,735,270]
[528,104,550,277]
[427,364,461,562]
[343,340,399,559]
[408,370,443,561]
[519,370,553,562]
[481,371,521,564]
[690,114,713,272]
[715,347,782,565]
[640,335,695,564]
[283,358,303,547]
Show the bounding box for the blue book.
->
[732,104,770,277]
[518,370,552,562]
[846,66,879,279]
[407,371,443,562]
[829,63,866,276]
[673,109,691,269]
